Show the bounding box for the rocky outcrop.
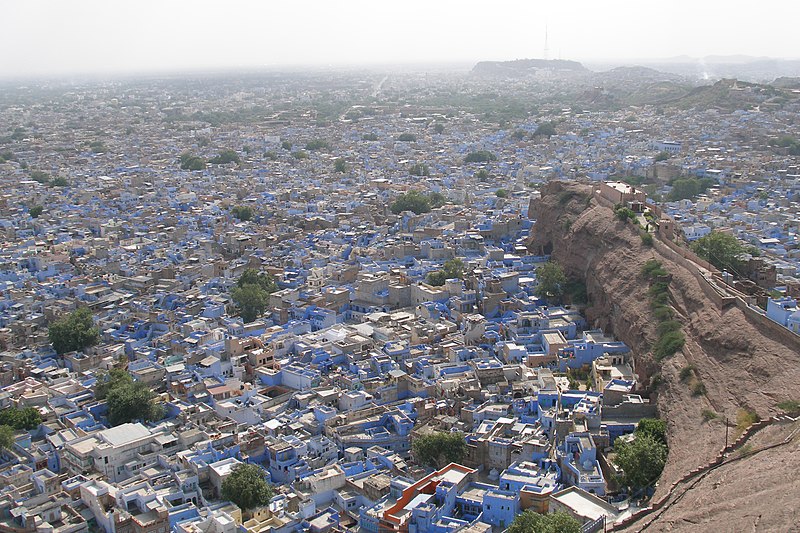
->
[528,181,800,513]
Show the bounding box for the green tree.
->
[237,269,277,293]
[409,163,430,176]
[427,258,465,287]
[362,133,378,141]
[209,149,240,165]
[94,368,133,401]
[48,308,99,355]
[30,170,49,184]
[106,374,164,426]
[635,418,667,445]
[412,432,466,469]
[292,150,309,160]
[614,433,668,490]
[0,425,14,450]
[464,150,497,163]
[428,191,447,208]
[231,205,254,221]
[334,158,347,173]
[231,269,277,323]
[264,150,278,161]
[50,176,69,187]
[507,510,581,533]
[533,122,557,137]
[0,407,42,430]
[495,188,509,198]
[511,129,527,140]
[654,151,670,162]
[691,231,748,275]
[397,133,417,142]
[231,284,268,323]
[667,177,714,201]
[390,191,431,215]
[222,463,274,511]
[614,205,636,221]
[433,123,445,134]
[281,140,292,150]
[305,139,330,151]
[535,262,567,303]
[475,169,490,182]
[89,140,107,153]
[179,152,206,171]
[29,205,43,218]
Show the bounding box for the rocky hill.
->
[471,58,588,77]
[528,182,800,530]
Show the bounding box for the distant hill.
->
[771,77,800,89]
[662,78,796,111]
[471,58,588,77]
[623,57,800,83]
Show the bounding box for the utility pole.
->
[724,417,729,451]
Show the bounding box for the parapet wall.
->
[609,415,788,531]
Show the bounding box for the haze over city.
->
[2,2,800,533]
[4,0,800,78]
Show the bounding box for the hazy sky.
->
[4,0,799,77]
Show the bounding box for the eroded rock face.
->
[528,181,800,505]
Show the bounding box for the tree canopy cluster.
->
[768,135,800,156]
[30,170,50,184]
[614,204,637,222]
[209,149,240,165]
[409,163,430,177]
[690,231,749,276]
[0,426,14,450]
[30,205,44,218]
[533,122,557,137]
[475,169,490,182]
[221,463,274,511]
[231,205,254,222]
[48,307,99,355]
[231,269,278,323]
[97,369,164,426]
[614,432,668,491]
[507,510,580,533]
[390,190,431,215]
[428,191,447,208]
[305,139,330,151]
[667,177,715,201]
[636,418,667,445]
[179,152,206,171]
[495,188,509,198]
[89,140,107,153]
[334,158,347,173]
[397,133,417,142]
[0,407,42,430]
[464,150,497,163]
[427,258,464,286]
[412,431,466,469]
[535,261,567,303]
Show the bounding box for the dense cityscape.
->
[1,46,800,533]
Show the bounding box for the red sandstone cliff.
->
[528,181,800,530]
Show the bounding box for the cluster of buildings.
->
[2,70,794,532]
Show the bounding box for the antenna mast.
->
[544,24,550,60]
